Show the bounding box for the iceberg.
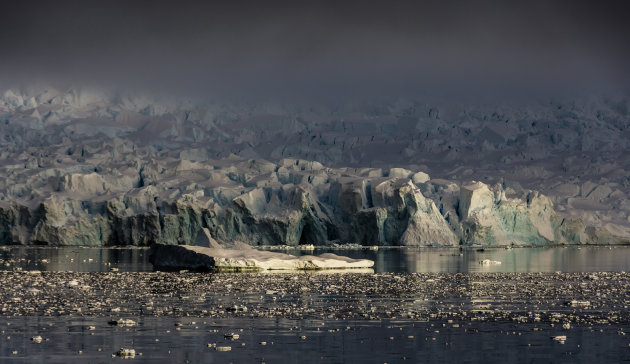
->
[149,244,375,271]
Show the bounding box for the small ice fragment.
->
[551,335,567,343]
[108,319,137,326]
[115,348,136,358]
[479,259,501,265]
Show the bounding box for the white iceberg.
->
[149,244,374,271]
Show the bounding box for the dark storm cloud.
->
[1,0,629,100]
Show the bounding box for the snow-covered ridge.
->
[0,86,628,246]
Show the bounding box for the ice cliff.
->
[0,86,628,246]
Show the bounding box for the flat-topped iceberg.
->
[149,244,375,271]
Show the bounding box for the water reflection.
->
[303,246,630,273]
[0,246,153,272]
[1,246,630,273]
[1,316,625,364]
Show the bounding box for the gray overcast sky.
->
[1,0,629,101]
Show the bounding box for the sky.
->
[1,0,629,102]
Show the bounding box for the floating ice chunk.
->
[149,244,374,271]
[108,319,137,326]
[66,279,79,287]
[566,300,590,307]
[115,348,136,358]
[479,259,501,265]
[551,335,566,343]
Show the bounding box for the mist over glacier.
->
[1,0,629,100]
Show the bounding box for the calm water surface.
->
[1,245,629,273]
[1,317,628,364]
[0,247,152,272]
[310,246,630,273]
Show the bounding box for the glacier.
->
[0,86,628,247]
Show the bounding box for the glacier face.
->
[0,86,628,246]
